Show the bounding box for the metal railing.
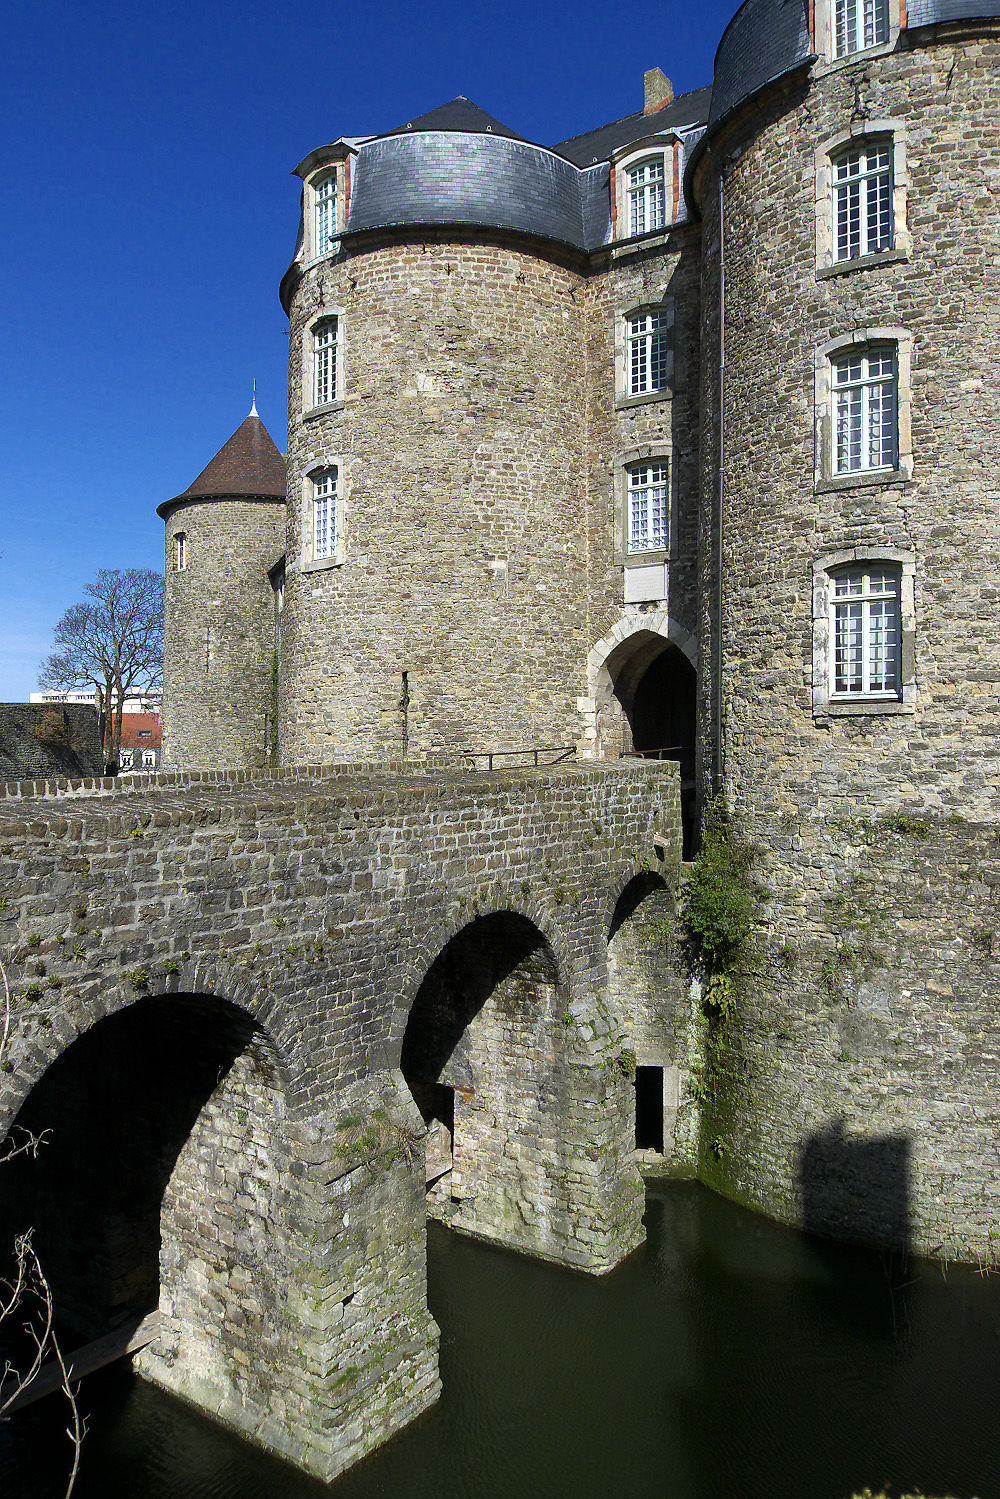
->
[623,746,683,761]
[460,745,577,772]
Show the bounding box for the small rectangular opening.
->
[635,1065,664,1152]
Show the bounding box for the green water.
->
[4,1181,999,1498]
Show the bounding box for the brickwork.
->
[0,761,680,1478]
[161,497,284,771]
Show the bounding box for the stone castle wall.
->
[162,497,284,772]
[689,29,1000,1248]
[282,237,596,762]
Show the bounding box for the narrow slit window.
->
[174,533,187,572]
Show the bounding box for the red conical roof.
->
[158,410,286,517]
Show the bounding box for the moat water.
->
[3,1179,999,1499]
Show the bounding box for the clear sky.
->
[0,0,735,699]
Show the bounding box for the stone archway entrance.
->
[590,622,697,852]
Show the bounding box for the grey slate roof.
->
[381,97,527,142]
[708,0,812,127]
[906,0,1000,23]
[553,86,714,166]
[345,132,599,252]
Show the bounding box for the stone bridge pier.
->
[0,760,681,1482]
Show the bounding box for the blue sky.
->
[0,0,735,699]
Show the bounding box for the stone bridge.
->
[0,759,683,1482]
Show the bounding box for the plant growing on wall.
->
[0,958,83,1494]
[682,796,761,1017]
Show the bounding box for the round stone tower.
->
[158,405,286,770]
[686,0,1000,1255]
[278,100,604,764]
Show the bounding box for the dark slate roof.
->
[0,704,104,780]
[345,132,598,252]
[552,86,714,166]
[907,0,1000,23]
[708,0,812,127]
[381,96,527,142]
[157,410,286,518]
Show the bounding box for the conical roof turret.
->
[157,409,286,517]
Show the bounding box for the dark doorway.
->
[635,1066,664,1152]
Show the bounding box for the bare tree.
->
[0,960,83,1496]
[38,569,163,773]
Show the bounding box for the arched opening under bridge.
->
[400,911,567,1258]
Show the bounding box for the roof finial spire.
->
[250,379,258,417]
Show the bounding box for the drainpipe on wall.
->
[707,144,727,798]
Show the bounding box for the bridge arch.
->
[0,988,292,1410]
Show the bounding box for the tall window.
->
[627,310,670,396]
[831,565,901,698]
[174,532,187,571]
[627,157,666,236]
[834,141,892,260]
[834,0,889,56]
[315,173,337,257]
[627,461,669,552]
[832,345,897,473]
[313,467,337,560]
[313,318,338,406]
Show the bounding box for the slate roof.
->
[552,85,714,166]
[708,0,812,128]
[157,410,286,518]
[381,96,527,142]
[344,131,604,253]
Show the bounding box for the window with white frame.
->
[312,467,337,561]
[627,461,669,552]
[833,140,892,261]
[627,309,670,396]
[627,156,666,236]
[314,172,337,257]
[313,317,338,407]
[174,532,187,571]
[830,564,901,698]
[834,0,889,55]
[832,344,897,474]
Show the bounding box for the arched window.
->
[626,156,666,236]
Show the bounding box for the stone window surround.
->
[173,532,187,572]
[302,304,345,421]
[814,327,913,488]
[614,295,675,408]
[614,442,677,568]
[301,158,348,264]
[815,122,909,277]
[812,0,902,69]
[300,456,348,573]
[611,138,678,244]
[812,544,916,718]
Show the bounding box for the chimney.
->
[644,67,674,114]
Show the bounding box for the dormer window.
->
[835,0,889,55]
[314,172,337,257]
[627,156,666,236]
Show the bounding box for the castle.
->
[12,0,990,1476]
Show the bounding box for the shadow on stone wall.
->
[800,1118,911,1256]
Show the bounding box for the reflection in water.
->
[2,1181,999,1499]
